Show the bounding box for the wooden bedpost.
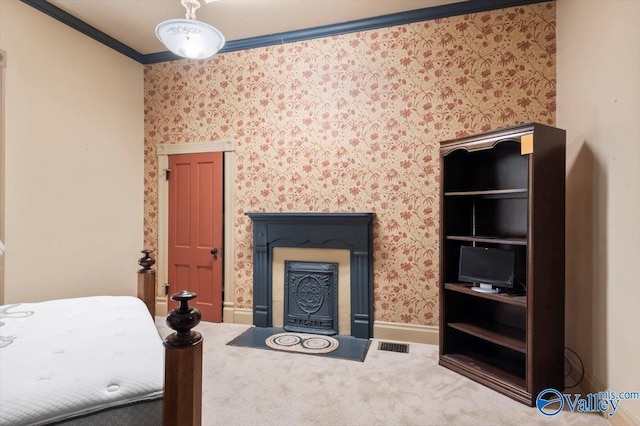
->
[163,291,203,426]
[137,249,156,317]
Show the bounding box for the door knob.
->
[210,248,218,259]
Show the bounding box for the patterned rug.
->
[227,327,370,362]
[265,332,339,354]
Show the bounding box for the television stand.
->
[471,284,498,293]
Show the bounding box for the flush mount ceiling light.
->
[156,0,225,60]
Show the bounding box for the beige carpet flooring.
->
[155,319,607,426]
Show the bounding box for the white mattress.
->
[0,296,164,426]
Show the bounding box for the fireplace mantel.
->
[246,212,375,339]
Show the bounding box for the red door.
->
[168,152,223,322]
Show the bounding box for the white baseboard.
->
[566,356,640,426]
[230,308,253,325]
[610,406,640,426]
[373,321,439,345]
[221,313,439,345]
[155,298,167,317]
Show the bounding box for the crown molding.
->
[20,0,145,63]
[21,0,550,65]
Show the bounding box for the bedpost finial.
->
[138,249,155,273]
[164,291,202,348]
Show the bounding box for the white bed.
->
[0,296,164,426]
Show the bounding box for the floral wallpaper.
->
[144,2,556,326]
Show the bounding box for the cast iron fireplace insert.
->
[246,212,375,339]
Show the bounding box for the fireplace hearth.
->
[246,212,375,339]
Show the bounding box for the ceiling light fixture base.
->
[156,0,225,60]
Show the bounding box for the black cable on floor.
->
[564,346,584,389]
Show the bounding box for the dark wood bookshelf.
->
[444,283,526,307]
[440,353,528,403]
[444,188,528,198]
[448,321,526,353]
[441,353,527,388]
[446,236,527,246]
[438,123,566,406]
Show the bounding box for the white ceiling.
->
[47,0,461,55]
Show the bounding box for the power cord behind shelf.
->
[504,275,526,295]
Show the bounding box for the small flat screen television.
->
[458,246,516,293]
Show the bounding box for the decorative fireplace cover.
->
[284,261,338,335]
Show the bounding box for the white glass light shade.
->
[156,19,225,60]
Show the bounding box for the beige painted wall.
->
[0,1,144,303]
[558,0,640,423]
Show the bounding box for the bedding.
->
[0,296,164,426]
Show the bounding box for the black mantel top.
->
[245,211,375,339]
[245,212,374,221]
